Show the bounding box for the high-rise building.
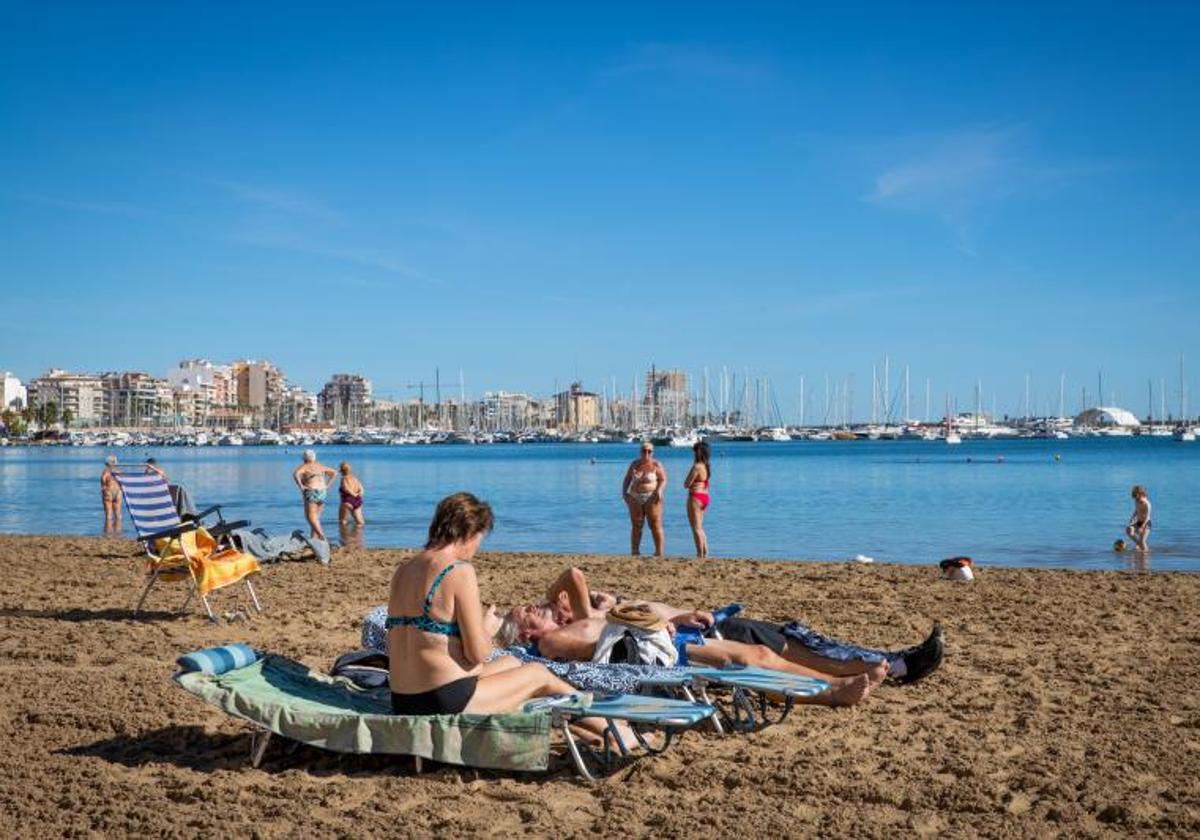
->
[0,372,27,411]
[231,360,285,410]
[644,368,690,427]
[319,373,373,426]
[480,390,535,431]
[27,369,105,426]
[102,372,172,427]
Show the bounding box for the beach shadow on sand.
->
[0,607,184,622]
[62,726,534,780]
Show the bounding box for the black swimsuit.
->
[391,675,478,715]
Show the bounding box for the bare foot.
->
[866,661,889,685]
[819,673,873,707]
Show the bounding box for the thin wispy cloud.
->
[19,194,155,219]
[863,124,1113,254]
[602,42,769,85]
[205,177,345,224]
[232,230,440,285]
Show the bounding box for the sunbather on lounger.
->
[505,567,943,691]
[388,493,591,717]
[502,605,874,706]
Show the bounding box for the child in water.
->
[1125,485,1152,552]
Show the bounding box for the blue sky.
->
[2,2,1198,419]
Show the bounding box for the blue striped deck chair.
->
[112,465,262,622]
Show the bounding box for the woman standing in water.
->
[683,441,711,557]
[622,442,667,556]
[338,461,366,527]
[292,449,337,541]
[100,455,121,530]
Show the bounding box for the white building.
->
[1074,406,1142,428]
[27,369,105,426]
[0,372,26,411]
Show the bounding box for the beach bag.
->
[592,623,678,667]
[331,649,390,689]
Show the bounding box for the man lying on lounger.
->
[496,567,943,707]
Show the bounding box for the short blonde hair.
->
[340,461,351,474]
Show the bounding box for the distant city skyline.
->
[2,3,1197,418]
[5,354,1196,424]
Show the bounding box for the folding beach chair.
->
[111,465,262,621]
[638,665,827,733]
[174,646,715,781]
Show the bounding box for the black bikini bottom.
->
[391,675,479,715]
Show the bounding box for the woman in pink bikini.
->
[683,441,711,558]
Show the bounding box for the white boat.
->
[1176,427,1196,443]
[668,430,702,448]
[756,427,791,443]
[945,431,962,445]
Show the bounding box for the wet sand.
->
[1,533,1198,837]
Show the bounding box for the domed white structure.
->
[1073,406,1141,428]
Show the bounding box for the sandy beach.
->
[0,533,1198,837]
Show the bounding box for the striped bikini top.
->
[385,562,463,637]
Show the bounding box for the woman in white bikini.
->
[622,442,667,556]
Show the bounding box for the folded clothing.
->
[177,644,259,675]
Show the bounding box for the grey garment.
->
[228,526,330,565]
[168,484,198,518]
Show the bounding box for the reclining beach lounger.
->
[359,605,827,734]
[174,645,715,780]
[636,665,828,732]
[112,465,261,621]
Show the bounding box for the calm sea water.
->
[1,439,1198,571]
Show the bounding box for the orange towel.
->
[152,528,261,596]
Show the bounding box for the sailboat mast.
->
[799,375,805,427]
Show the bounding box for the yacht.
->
[756,427,791,443]
[668,430,702,447]
[1176,426,1197,443]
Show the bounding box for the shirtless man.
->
[501,569,900,707]
[622,442,667,556]
[292,449,338,541]
[1125,485,1152,552]
[504,566,942,687]
[100,455,121,530]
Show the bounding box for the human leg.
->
[338,502,350,526]
[465,661,579,713]
[353,505,365,526]
[305,501,326,540]
[687,497,703,557]
[685,639,875,706]
[625,497,645,555]
[646,499,665,556]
